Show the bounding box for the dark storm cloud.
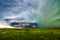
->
[0,0,38,20]
[0,0,17,11]
[0,0,17,19]
[0,0,37,11]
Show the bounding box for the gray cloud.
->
[0,0,38,20]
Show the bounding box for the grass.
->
[0,28,60,40]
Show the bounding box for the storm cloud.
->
[0,0,38,20]
[0,0,60,27]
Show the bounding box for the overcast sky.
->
[0,0,38,21]
[0,0,60,27]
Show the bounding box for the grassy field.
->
[0,28,60,40]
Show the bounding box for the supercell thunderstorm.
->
[0,0,60,27]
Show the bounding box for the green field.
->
[0,28,60,40]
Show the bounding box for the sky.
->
[0,0,60,27]
[0,0,38,20]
